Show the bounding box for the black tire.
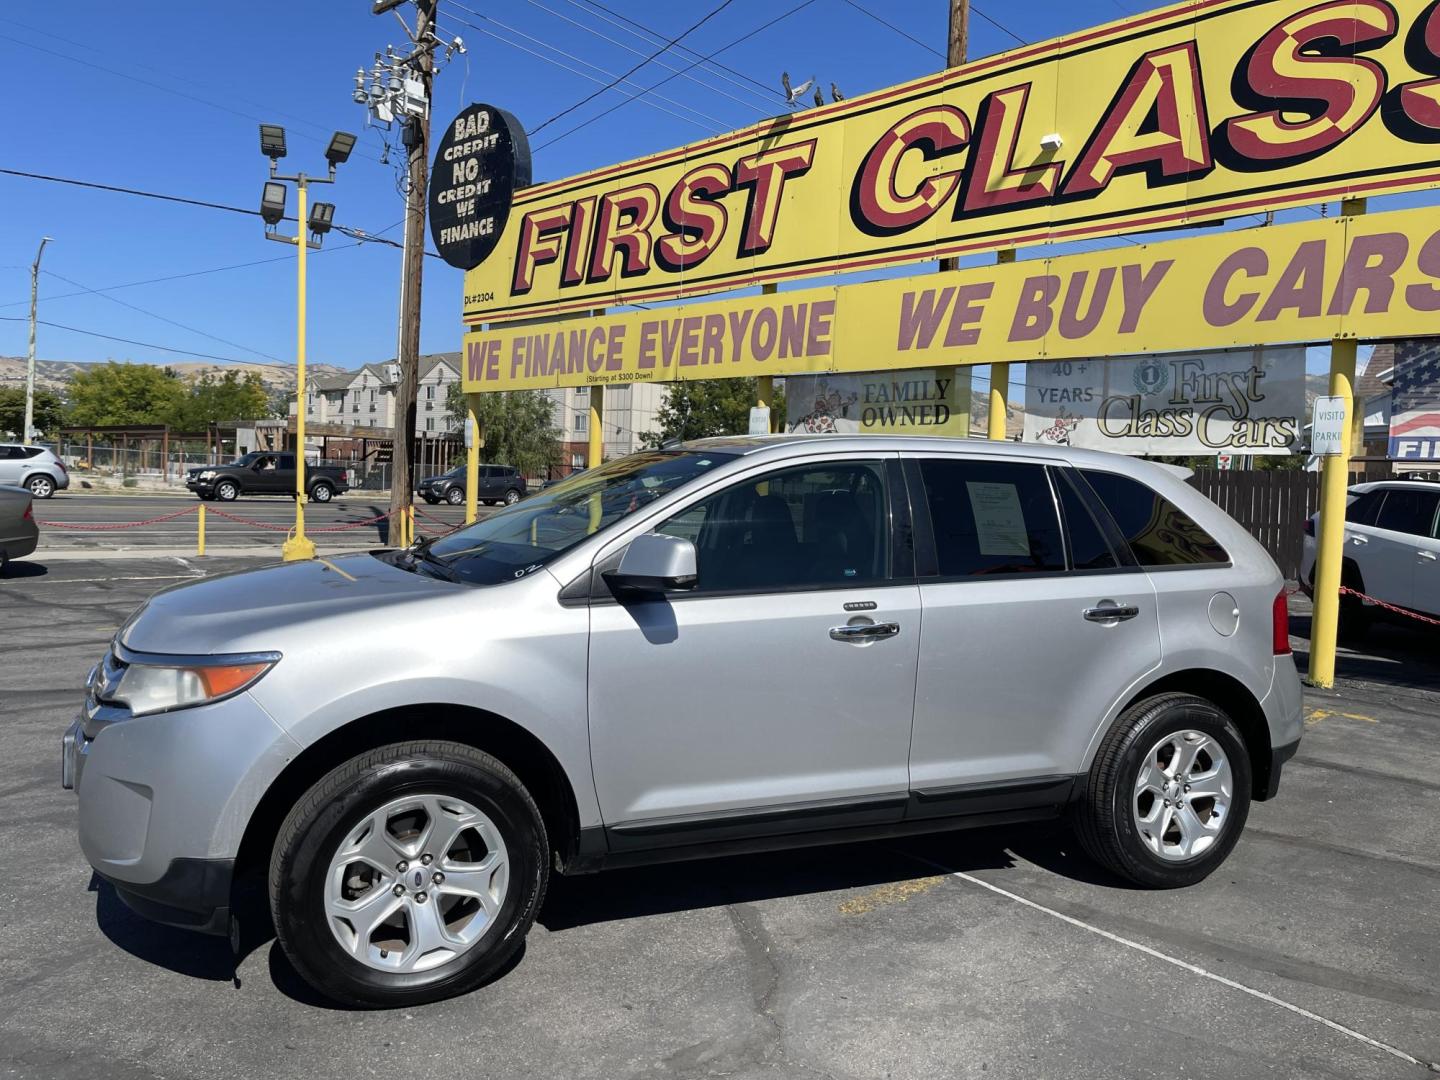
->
[216,479,239,502]
[269,740,549,1008]
[446,486,465,505]
[1339,561,1371,642]
[310,482,334,504]
[26,475,55,499]
[1072,693,1252,888]
[423,495,439,505]
[503,488,521,505]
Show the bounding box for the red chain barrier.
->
[307,511,393,534]
[412,506,465,535]
[203,506,294,532]
[1340,585,1440,628]
[35,505,200,530]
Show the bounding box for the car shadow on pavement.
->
[90,874,235,983]
[0,560,48,579]
[1289,610,1440,692]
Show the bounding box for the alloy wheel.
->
[1132,729,1233,861]
[28,477,53,499]
[324,793,510,974]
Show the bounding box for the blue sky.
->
[0,0,1429,381]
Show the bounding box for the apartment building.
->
[302,353,463,433]
[542,382,666,473]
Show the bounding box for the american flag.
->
[1389,341,1440,455]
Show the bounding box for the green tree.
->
[0,387,65,439]
[643,378,785,446]
[172,370,272,429]
[64,362,186,428]
[445,383,561,478]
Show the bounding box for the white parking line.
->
[9,574,202,585]
[938,865,1434,1072]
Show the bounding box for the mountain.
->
[0,357,347,397]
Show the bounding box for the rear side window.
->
[21,447,44,459]
[1081,470,1228,567]
[918,459,1065,577]
[1346,490,1385,526]
[1374,489,1440,538]
[1053,470,1119,571]
[0,446,20,460]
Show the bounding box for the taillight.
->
[1303,516,1314,537]
[22,503,33,521]
[1272,589,1292,656]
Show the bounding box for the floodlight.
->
[259,124,287,160]
[325,131,358,167]
[261,181,287,226]
[308,201,336,236]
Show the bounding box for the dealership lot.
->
[1,557,1437,1079]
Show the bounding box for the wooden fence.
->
[1186,470,1363,580]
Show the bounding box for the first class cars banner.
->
[463,204,1440,392]
[463,0,1440,324]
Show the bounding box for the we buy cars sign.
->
[463,0,1440,325]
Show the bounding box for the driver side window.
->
[655,460,890,593]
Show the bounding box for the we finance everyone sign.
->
[463,0,1440,324]
[463,205,1440,393]
[1023,349,1306,454]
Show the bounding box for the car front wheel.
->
[1073,693,1251,888]
[269,740,549,1008]
[216,480,239,502]
[26,475,54,499]
[446,486,465,505]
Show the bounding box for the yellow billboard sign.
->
[463,0,1440,325]
[462,205,1440,393]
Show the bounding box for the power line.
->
[486,0,779,113]
[43,269,284,364]
[0,168,439,257]
[970,6,1029,47]
[575,0,780,100]
[530,0,740,136]
[0,315,261,365]
[437,5,732,127]
[434,18,722,134]
[0,26,383,164]
[840,0,944,59]
[534,0,820,151]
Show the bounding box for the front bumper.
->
[185,478,216,496]
[63,687,299,935]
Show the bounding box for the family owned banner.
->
[784,371,970,437]
[1023,348,1306,455]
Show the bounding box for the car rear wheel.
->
[311,482,334,503]
[1073,693,1251,888]
[446,486,465,505]
[269,740,548,1008]
[216,480,239,502]
[503,488,521,505]
[26,475,54,499]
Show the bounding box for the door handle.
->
[1084,603,1140,623]
[1349,534,1368,545]
[829,621,900,642]
[1419,551,1438,562]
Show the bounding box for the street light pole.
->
[288,180,313,562]
[24,236,53,443]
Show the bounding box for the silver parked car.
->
[0,443,69,498]
[64,437,1302,1007]
[0,485,39,571]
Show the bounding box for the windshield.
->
[415,449,732,585]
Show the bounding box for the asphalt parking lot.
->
[2,554,1438,1080]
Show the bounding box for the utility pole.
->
[24,237,53,443]
[938,0,967,274]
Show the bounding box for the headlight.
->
[108,655,278,716]
[199,470,216,479]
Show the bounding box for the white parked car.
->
[1301,480,1440,635]
[0,443,69,499]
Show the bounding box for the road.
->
[28,492,491,557]
[1,560,1437,1080]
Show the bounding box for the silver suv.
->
[0,443,69,498]
[64,437,1302,1007]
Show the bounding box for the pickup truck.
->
[186,452,350,503]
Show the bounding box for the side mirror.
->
[603,533,697,596]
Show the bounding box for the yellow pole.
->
[464,393,481,525]
[759,283,778,432]
[283,181,316,562]
[988,249,1016,441]
[587,384,605,533]
[197,503,206,557]
[1308,337,1356,689]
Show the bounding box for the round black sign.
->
[429,103,531,271]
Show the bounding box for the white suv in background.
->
[0,444,69,499]
[1301,480,1440,635]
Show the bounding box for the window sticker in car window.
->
[965,482,1031,556]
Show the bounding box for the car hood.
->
[120,552,458,656]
